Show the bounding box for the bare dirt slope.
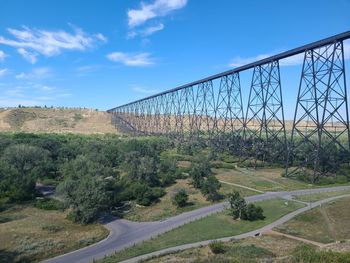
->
[0,108,117,134]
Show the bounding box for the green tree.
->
[159,156,178,186]
[228,191,247,219]
[189,156,212,189]
[172,189,188,207]
[57,155,115,223]
[201,175,221,201]
[57,174,109,224]
[0,144,50,201]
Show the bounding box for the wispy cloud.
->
[128,23,165,39]
[132,86,158,94]
[0,68,8,77]
[128,0,187,27]
[0,50,6,62]
[16,67,52,80]
[127,0,187,38]
[107,52,154,66]
[0,25,107,63]
[17,48,38,64]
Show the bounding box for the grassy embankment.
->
[0,201,108,263]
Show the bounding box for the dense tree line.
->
[0,133,181,223]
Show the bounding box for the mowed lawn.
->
[100,198,305,263]
[0,204,108,263]
[215,167,315,192]
[276,196,350,244]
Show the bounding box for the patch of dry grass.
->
[143,234,303,263]
[0,108,117,134]
[276,197,350,244]
[0,204,108,262]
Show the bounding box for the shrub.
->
[209,240,225,254]
[241,203,265,221]
[34,198,65,210]
[172,189,188,207]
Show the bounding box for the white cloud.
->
[0,68,8,77]
[142,23,165,36]
[132,86,158,94]
[0,25,107,63]
[128,0,187,27]
[0,50,6,62]
[16,67,52,80]
[127,23,165,39]
[17,48,38,64]
[107,52,154,66]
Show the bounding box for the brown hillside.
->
[0,108,117,134]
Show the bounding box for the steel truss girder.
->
[286,41,350,182]
[109,34,350,182]
[243,60,287,163]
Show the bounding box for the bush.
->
[131,183,165,206]
[34,198,65,210]
[209,240,225,254]
[172,189,188,207]
[241,203,265,221]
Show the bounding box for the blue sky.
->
[0,0,349,118]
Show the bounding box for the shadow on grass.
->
[0,249,30,263]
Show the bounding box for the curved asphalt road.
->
[43,185,350,263]
[121,193,350,263]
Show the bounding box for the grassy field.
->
[0,203,108,263]
[276,196,350,244]
[100,198,304,262]
[295,190,350,202]
[146,235,304,263]
[214,167,313,192]
[0,107,117,134]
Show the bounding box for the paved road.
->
[43,185,350,263]
[122,193,350,263]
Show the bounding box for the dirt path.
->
[264,229,326,247]
[219,180,265,193]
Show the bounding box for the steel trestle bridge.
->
[108,31,350,182]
